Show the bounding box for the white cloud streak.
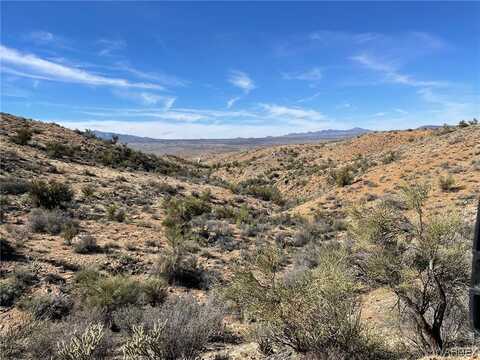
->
[226,96,240,109]
[0,45,163,90]
[228,70,255,94]
[351,53,447,87]
[97,39,126,56]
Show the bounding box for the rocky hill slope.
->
[0,112,478,359]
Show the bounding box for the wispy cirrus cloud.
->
[351,53,448,87]
[25,30,55,44]
[226,96,241,109]
[22,30,73,50]
[111,90,176,107]
[115,62,188,87]
[296,92,321,103]
[261,103,325,122]
[228,70,255,94]
[0,45,163,90]
[283,67,322,81]
[97,39,126,56]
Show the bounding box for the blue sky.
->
[1,2,479,139]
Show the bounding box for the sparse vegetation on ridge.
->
[0,113,478,359]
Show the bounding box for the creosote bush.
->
[350,182,471,354]
[74,270,167,311]
[46,142,76,159]
[224,245,388,358]
[29,179,74,209]
[231,177,284,205]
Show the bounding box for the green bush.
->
[29,180,74,209]
[232,177,284,205]
[10,127,32,145]
[224,245,388,358]
[350,183,470,354]
[381,151,399,164]
[106,204,126,222]
[46,142,75,159]
[328,166,354,187]
[75,271,167,312]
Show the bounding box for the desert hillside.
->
[1,113,479,359]
[210,125,480,219]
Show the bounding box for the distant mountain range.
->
[94,127,371,144]
[93,127,371,157]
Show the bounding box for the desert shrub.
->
[28,208,78,235]
[232,177,284,205]
[141,278,168,306]
[0,238,17,261]
[0,267,38,307]
[106,203,126,222]
[83,128,98,139]
[29,179,74,209]
[151,181,178,196]
[45,273,66,285]
[328,166,354,187]
[0,196,8,223]
[3,308,112,359]
[19,293,73,320]
[122,296,225,360]
[112,306,146,334]
[45,141,75,159]
[75,272,166,312]
[10,127,32,145]
[381,151,399,164]
[350,183,471,354]
[56,322,106,360]
[73,234,98,254]
[438,174,456,192]
[292,220,332,247]
[0,176,30,195]
[0,319,40,358]
[62,221,80,243]
[81,184,95,198]
[458,120,469,128]
[154,251,210,289]
[162,195,212,242]
[234,204,251,225]
[0,281,23,307]
[224,245,387,358]
[96,143,190,176]
[193,219,237,250]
